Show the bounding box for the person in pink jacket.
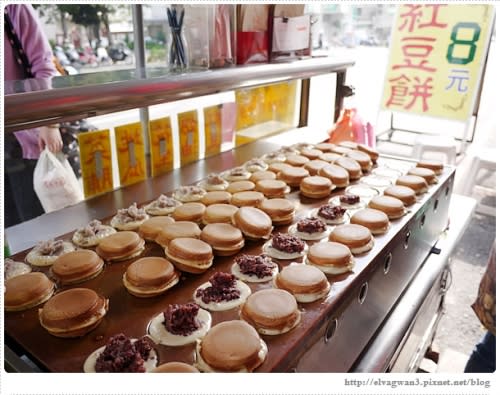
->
[4,4,63,226]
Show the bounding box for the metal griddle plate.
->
[4,154,455,372]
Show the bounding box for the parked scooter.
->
[53,46,79,75]
[107,42,132,63]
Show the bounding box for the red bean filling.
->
[236,254,276,279]
[318,204,346,220]
[340,194,360,204]
[296,218,327,234]
[95,334,152,373]
[195,272,240,303]
[163,303,201,336]
[271,233,305,253]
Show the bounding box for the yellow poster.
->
[235,87,266,130]
[114,122,147,186]
[78,130,114,198]
[178,110,199,166]
[204,105,222,157]
[382,4,494,121]
[149,117,174,177]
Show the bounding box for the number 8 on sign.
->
[446,22,481,65]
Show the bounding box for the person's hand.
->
[38,126,63,153]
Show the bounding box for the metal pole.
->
[132,5,151,173]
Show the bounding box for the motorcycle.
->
[107,42,132,63]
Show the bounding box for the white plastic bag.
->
[34,148,84,213]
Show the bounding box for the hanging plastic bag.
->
[328,108,355,144]
[33,148,84,213]
[351,108,367,145]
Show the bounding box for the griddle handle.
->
[431,246,441,255]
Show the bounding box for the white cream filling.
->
[262,240,308,260]
[197,179,229,192]
[289,224,329,241]
[110,216,149,231]
[221,170,252,182]
[328,197,366,211]
[148,308,211,346]
[231,262,279,283]
[26,242,76,267]
[174,193,206,203]
[193,281,251,311]
[305,257,355,275]
[194,338,267,373]
[83,339,158,373]
[72,225,116,247]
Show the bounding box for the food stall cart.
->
[3,58,474,372]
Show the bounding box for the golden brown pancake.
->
[197,320,266,372]
[165,238,213,273]
[123,257,179,297]
[396,175,429,194]
[240,289,300,335]
[300,148,323,160]
[202,204,239,225]
[314,142,337,152]
[4,272,55,312]
[328,224,374,255]
[171,202,206,223]
[51,250,104,285]
[226,180,256,194]
[407,167,438,184]
[96,231,145,261]
[304,159,329,176]
[350,208,390,235]
[319,152,342,163]
[300,176,334,199]
[335,157,362,180]
[307,242,354,274]
[39,288,108,337]
[346,150,373,172]
[416,159,444,175]
[155,221,201,247]
[268,162,293,174]
[274,264,330,302]
[384,185,417,206]
[231,191,266,207]
[368,195,406,219]
[285,154,309,167]
[200,191,232,206]
[357,143,379,163]
[232,207,273,240]
[278,166,310,187]
[258,198,295,225]
[255,179,289,198]
[250,170,277,183]
[138,216,175,241]
[200,223,244,256]
[319,164,350,187]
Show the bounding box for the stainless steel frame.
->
[4,57,354,132]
